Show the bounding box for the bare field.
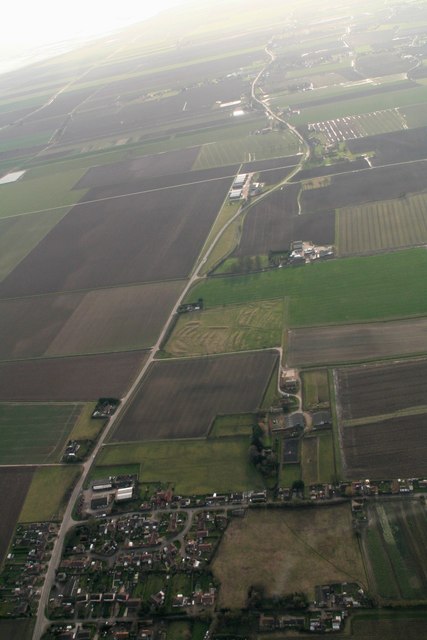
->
[0,467,34,566]
[75,146,200,190]
[0,178,232,297]
[342,414,427,479]
[112,350,278,441]
[45,280,185,356]
[287,317,427,366]
[347,127,427,166]
[213,505,366,608]
[0,350,148,402]
[301,161,427,214]
[336,359,427,421]
[337,193,427,256]
[0,281,183,361]
[164,300,286,357]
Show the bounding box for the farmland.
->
[18,466,81,522]
[336,192,427,256]
[164,300,286,357]
[363,500,427,601]
[213,505,367,608]
[0,177,233,297]
[95,437,265,495]
[341,413,427,479]
[0,209,67,282]
[335,358,427,421]
[301,370,330,410]
[0,403,82,464]
[347,127,427,166]
[301,432,335,485]
[287,316,427,367]
[0,281,183,360]
[188,249,427,326]
[234,182,334,256]
[0,467,34,567]
[111,350,278,441]
[192,129,301,169]
[0,350,148,402]
[301,161,427,215]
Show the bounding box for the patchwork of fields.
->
[2,2,427,631]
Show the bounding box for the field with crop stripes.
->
[337,193,427,255]
[192,129,301,169]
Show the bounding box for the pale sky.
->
[1,0,187,47]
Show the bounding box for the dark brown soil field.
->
[287,317,427,367]
[0,467,34,566]
[78,163,237,198]
[0,292,84,360]
[347,127,427,166]
[112,350,278,441]
[0,350,147,402]
[61,75,250,144]
[0,620,34,640]
[0,281,184,360]
[0,178,232,297]
[291,157,369,181]
[45,280,185,356]
[75,147,201,190]
[301,161,427,214]
[341,414,427,478]
[336,359,427,421]
[235,183,334,256]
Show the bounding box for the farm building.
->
[116,487,133,502]
[233,173,247,188]
[312,411,332,428]
[286,413,305,429]
[92,478,112,491]
[229,187,243,200]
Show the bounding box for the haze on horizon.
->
[0,0,190,73]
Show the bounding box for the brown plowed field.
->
[79,164,238,199]
[75,147,201,190]
[112,350,278,441]
[342,415,427,478]
[0,351,147,402]
[301,161,427,214]
[287,317,427,366]
[0,281,183,360]
[347,127,427,166]
[0,467,34,566]
[0,178,231,297]
[336,359,427,421]
[235,183,334,256]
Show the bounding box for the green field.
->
[187,249,427,326]
[0,403,83,464]
[337,193,427,256]
[209,413,255,437]
[193,129,301,169]
[19,466,81,522]
[95,436,265,495]
[301,432,335,485]
[0,209,67,281]
[364,501,427,602]
[164,299,286,356]
[301,370,330,410]
[0,167,87,217]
